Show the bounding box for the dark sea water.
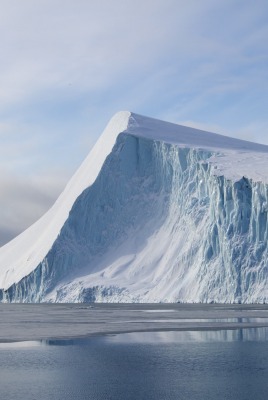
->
[1,328,268,400]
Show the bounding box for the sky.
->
[0,0,268,245]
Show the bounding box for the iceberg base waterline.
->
[1,112,268,303]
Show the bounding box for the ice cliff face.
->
[1,112,268,303]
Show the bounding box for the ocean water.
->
[1,328,268,400]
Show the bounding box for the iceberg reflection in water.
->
[1,327,268,400]
[38,326,268,345]
[1,325,268,348]
[104,326,268,343]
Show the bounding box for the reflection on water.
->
[43,327,268,345]
[105,327,268,344]
[164,317,268,322]
[1,326,268,349]
[0,340,43,349]
[118,317,268,323]
[22,327,268,347]
[142,309,176,312]
[1,328,268,400]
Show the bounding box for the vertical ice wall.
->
[1,131,268,303]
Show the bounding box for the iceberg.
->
[1,111,268,303]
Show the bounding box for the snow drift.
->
[1,111,268,303]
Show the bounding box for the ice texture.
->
[1,112,268,303]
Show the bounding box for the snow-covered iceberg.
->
[1,111,268,303]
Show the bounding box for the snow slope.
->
[1,111,268,303]
[0,112,130,289]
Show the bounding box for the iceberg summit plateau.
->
[1,111,268,303]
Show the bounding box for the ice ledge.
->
[127,112,268,153]
[126,112,268,184]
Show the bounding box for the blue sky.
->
[0,0,268,245]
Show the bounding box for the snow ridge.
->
[1,111,268,303]
[0,111,131,289]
